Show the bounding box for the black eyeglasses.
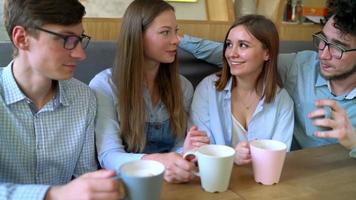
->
[35,26,91,50]
[312,31,356,59]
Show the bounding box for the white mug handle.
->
[183,151,200,176]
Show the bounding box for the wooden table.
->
[161,144,356,200]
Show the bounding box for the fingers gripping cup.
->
[250,140,287,185]
[183,144,236,192]
[119,160,165,200]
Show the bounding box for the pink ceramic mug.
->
[250,139,287,185]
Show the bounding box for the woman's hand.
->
[142,152,196,183]
[234,141,251,165]
[183,125,210,153]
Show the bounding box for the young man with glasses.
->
[0,0,124,199]
[178,0,356,154]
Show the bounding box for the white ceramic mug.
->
[119,160,165,200]
[250,139,287,185]
[184,144,236,192]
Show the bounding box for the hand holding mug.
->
[183,125,210,153]
[234,141,251,165]
[45,169,125,200]
[142,152,196,183]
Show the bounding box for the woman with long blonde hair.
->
[90,0,209,183]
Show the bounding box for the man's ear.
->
[12,26,31,51]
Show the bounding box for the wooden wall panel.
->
[178,20,231,41]
[83,18,231,42]
[83,18,122,41]
[206,0,234,21]
[278,23,320,41]
[82,0,319,42]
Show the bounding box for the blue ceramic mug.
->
[118,160,165,200]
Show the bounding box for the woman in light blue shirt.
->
[190,15,294,165]
[89,0,208,183]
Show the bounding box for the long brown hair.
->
[215,14,282,103]
[112,0,187,152]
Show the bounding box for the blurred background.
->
[0,0,327,42]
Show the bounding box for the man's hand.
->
[309,99,356,149]
[45,170,125,200]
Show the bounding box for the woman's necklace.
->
[238,90,259,111]
[243,96,257,110]
[232,79,263,112]
[244,100,254,110]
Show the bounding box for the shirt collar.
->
[345,88,356,99]
[57,80,70,107]
[224,76,268,106]
[315,70,355,100]
[223,77,233,91]
[315,71,328,88]
[2,61,27,105]
[222,77,233,99]
[2,61,70,107]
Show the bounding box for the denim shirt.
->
[190,74,294,150]
[89,68,193,171]
[142,88,176,153]
[144,120,175,153]
[179,35,224,66]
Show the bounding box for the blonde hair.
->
[112,0,187,152]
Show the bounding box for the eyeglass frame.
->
[34,26,91,50]
[312,31,356,59]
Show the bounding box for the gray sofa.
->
[0,41,314,87]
